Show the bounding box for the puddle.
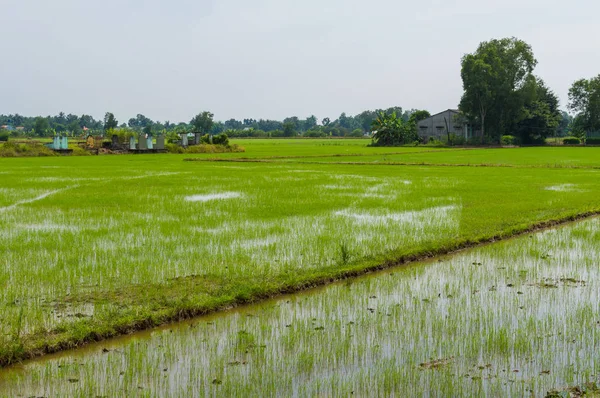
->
[17,223,80,232]
[334,205,458,225]
[545,184,577,192]
[184,192,243,202]
[0,187,74,213]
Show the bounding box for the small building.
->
[416,109,477,142]
[0,125,15,131]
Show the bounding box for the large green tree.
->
[190,111,214,134]
[33,117,50,136]
[282,122,297,137]
[568,75,600,135]
[459,37,537,142]
[514,78,561,143]
[128,114,153,131]
[103,112,118,132]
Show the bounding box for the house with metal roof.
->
[416,109,478,142]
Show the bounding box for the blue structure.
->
[45,135,70,152]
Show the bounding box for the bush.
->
[348,129,364,138]
[108,128,136,145]
[585,137,600,145]
[304,130,327,138]
[0,131,9,142]
[501,135,517,145]
[563,136,581,145]
[212,133,229,146]
[70,146,92,156]
[0,141,57,157]
[165,143,185,154]
[186,144,242,154]
[448,133,466,146]
[466,136,496,146]
[424,138,446,147]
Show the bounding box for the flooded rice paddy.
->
[1,217,598,397]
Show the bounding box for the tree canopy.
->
[190,111,214,135]
[104,112,118,132]
[459,37,539,142]
[568,75,600,135]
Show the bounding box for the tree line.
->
[0,107,428,139]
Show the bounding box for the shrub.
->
[448,133,466,146]
[0,143,17,157]
[0,141,57,157]
[212,133,229,146]
[165,143,185,154]
[304,130,327,138]
[348,129,364,138]
[70,146,92,156]
[108,128,136,145]
[424,138,446,147]
[466,136,496,146]
[165,131,181,143]
[585,137,600,145]
[563,136,581,145]
[0,131,9,142]
[501,135,517,145]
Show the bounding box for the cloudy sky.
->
[1,0,598,123]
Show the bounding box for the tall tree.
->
[190,111,214,134]
[459,37,537,142]
[356,111,377,132]
[568,75,600,135]
[33,117,50,136]
[303,115,318,131]
[283,116,300,131]
[514,78,561,143]
[104,112,118,132]
[282,122,297,137]
[128,114,153,130]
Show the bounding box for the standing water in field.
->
[0,218,599,396]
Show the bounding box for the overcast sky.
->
[1,0,598,123]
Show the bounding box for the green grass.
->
[1,218,598,396]
[0,144,599,368]
[258,146,600,168]
[220,138,453,158]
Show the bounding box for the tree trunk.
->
[480,113,485,144]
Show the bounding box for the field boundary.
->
[1,209,599,369]
[185,156,600,170]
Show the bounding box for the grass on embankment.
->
[1,151,600,366]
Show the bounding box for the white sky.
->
[1,0,598,123]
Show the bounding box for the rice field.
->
[0,217,598,396]
[0,141,600,384]
[241,146,600,168]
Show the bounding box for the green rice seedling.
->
[1,218,598,396]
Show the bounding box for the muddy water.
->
[1,218,599,397]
